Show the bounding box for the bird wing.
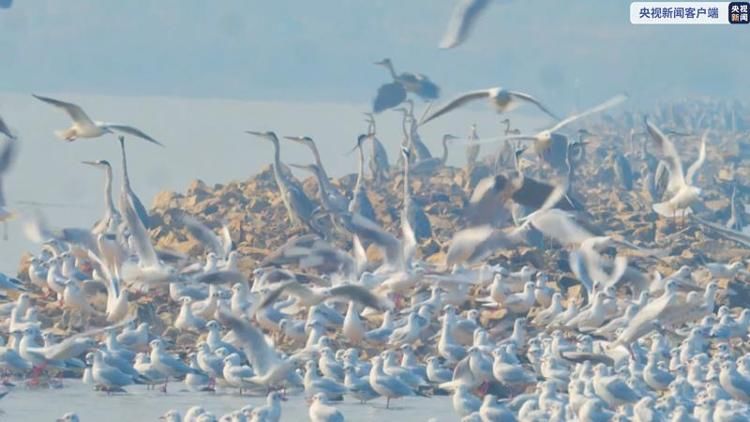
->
[0,137,18,175]
[192,270,246,285]
[549,94,628,133]
[508,91,559,120]
[103,124,163,146]
[420,90,491,125]
[257,280,314,310]
[644,117,686,189]
[0,115,14,139]
[526,209,594,246]
[568,250,593,296]
[32,94,96,126]
[439,0,492,49]
[179,214,226,257]
[373,82,407,113]
[685,131,707,185]
[119,190,159,267]
[328,284,392,311]
[341,213,402,268]
[219,312,280,375]
[220,222,234,257]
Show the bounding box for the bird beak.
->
[283,136,303,142]
[81,160,98,166]
[245,131,265,137]
[287,163,307,170]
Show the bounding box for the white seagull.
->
[421,86,558,125]
[33,94,163,146]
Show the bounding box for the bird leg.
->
[386,396,390,409]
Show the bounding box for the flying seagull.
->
[32,94,163,146]
[420,87,558,125]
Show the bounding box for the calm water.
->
[0,380,455,421]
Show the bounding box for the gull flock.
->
[0,4,750,422]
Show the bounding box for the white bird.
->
[33,94,162,145]
[222,353,257,394]
[90,349,138,391]
[309,393,344,422]
[452,384,481,417]
[369,355,421,408]
[175,297,207,332]
[56,413,80,422]
[422,87,558,125]
[645,118,706,218]
[149,339,203,389]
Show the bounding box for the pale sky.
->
[0,1,747,271]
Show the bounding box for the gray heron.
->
[400,147,432,242]
[363,113,390,182]
[118,137,151,229]
[348,134,377,223]
[0,135,17,238]
[81,160,121,236]
[283,135,348,207]
[465,123,480,171]
[288,163,348,214]
[372,58,440,113]
[394,102,433,162]
[32,95,162,146]
[245,131,320,234]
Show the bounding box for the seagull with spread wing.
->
[32,94,163,146]
[644,118,706,219]
[496,93,628,159]
[257,280,392,312]
[421,86,558,125]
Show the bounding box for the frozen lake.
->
[0,380,455,421]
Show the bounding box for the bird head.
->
[81,159,111,168]
[283,135,314,147]
[373,58,392,67]
[245,131,279,143]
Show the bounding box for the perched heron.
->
[421,86,558,125]
[363,114,390,182]
[33,95,162,146]
[726,184,746,232]
[348,134,377,223]
[612,152,634,191]
[501,118,520,135]
[82,160,122,236]
[409,134,457,175]
[284,136,347,207]
[400,147,432,241]
[465,123,480,171]
[246,131,320,233]
[395,101,433,162]
[0,135,17,239]
[288,163,348,214]
[118,137,151,229]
